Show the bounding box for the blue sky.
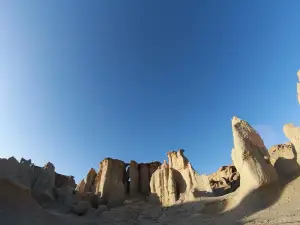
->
[1,1,300,183]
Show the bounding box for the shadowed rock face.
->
[129,160,139,196]
[55,173,76,189]
[231,116,278,197]
[269,142,300,177]
[209,165,240,196]
[83,168,97,193]
[150,161,177,206]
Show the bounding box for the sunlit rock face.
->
[231,116,278,196]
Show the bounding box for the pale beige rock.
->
[95,158,127,206]
[283,124,300,160]
[167,149,213,201]
[83,168,97,193]
[148,161,162,178]
[76,179,86,193]
[231,116,278,197]
[129,160,139,196]
[150,164,177,206]
[268,142,299,176]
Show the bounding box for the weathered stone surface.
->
[32,162,56,201]
[283,124,300,162]
[54,185,80,207]
[55,173,76,189]
[95,158,127,206]
[269,142,300,177]
[148,161,162,178]
[150,163,177,206]
[209,165,240,196]
[231,116,278,196]
[76,179,86,193]
[84,168,97,193]
[139,163,150,195]
[167,149,213,201]
[0,157,32,191]
[129,160,139,196]
[72,201,91,215]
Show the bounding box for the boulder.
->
[208,165,240,196]
[95,205,107,215]
[129,160,139,196]
[72,201,91,216]
[231,116,278,196]
[268,142,299,177]
[149,161,177,206]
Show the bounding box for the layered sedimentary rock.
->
[150,161,177,206]
[268,142,299,177]
[208,165,240,196]
[231,116,278,196]
[76,179,86,193]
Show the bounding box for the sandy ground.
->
[2,175,300,225]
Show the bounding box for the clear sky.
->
[1,1,300,183]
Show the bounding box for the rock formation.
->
[231,116,278,197]
[139,163,150,195]
[283,124,300,159]
[268,142,299,177]
[150,161,177,206]
[55,173,76,189]
[94,158,127,206]
[208,165,240,196]
[129,160,139,196]
[84,168,97,193]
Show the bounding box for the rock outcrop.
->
[231,116,278,197]
[150,161,177,206]
[269,142,300,177]
[84,168,97,193]
[94,158,127,206]
[208,165,240,196]
[139,163,150,195]
[129,160,140,196]
[283,124,300,160]
[55,173,76,189]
